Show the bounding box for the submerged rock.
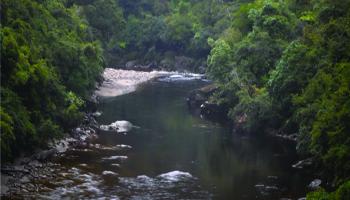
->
[101,156,128,161]
[292,158,313,169]
[157,171,193,182]
[187,84,228,121]
[308,179,322,190]
[255,183,280,197]
[102,171,118,176]
[99,120,137,133]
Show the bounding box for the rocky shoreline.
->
[0,68,206,198]
[1,111,101,198]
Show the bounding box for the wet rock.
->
[19,158,31,165]
[102,171,118,176]
[187,84,228,121]
[157,171,193,182]
[32,149,57,161]
[1,175,10,195]
[1,166,29,174]
[100,120,137,133]
[125,60,139,70]
[275,133,298,141]
[308,179,322,190]
[28,160,42,168]
[111,164,121,168]
[187,84,218,108]
[85,94,99,112]
[115,144,132,149]
[267,176,278,180]
[292,158,313,169]
[102,156,128,161]
[92,111,102,117]
[20,176,30,183]
[198,65,206,74]
[255,184,280,196]
[200,101,228,120]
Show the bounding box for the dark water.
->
[43,77,310,199]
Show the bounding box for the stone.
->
[292,158,313,169]
[308,179,322,190]
[125,60,138,70]
[20,176,30,183]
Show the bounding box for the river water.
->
[26,75,310,199]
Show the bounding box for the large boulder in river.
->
[99,120,137,133]
[187,84,218,107]
[187,84,228,121]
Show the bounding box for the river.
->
[4,72,311,199]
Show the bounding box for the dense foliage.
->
[205,0,350,195]
[0,0,107,160]
[108,0,241,69]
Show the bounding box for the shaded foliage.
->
[0,0,105,161]
[206,0,350,191]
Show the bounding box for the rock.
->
[160,58,174,70]
[92,111,102,117]
[187,84,218,107]
[32,149,57,161]
[200,101,227,119]
[102,171,118,176]
[187,84,228,121]
[308,179,322,190]
[198,65,206,74]
[85,94,99,112]
[20,176,30,183]
[174,56,194,72]
[125,60,138,70]
[29,160,42,168]
[255,184,280,197]
[292,158,313,169]
[267,176,278,180]
[99,120,137,133]
[275,133,298,141]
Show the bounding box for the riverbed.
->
[2,69,311,199]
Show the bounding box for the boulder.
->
[125,60,138,70]
[84,94,99,112]
[308,179,322,190]
[292,158,313,169]
[174,56,194,72]
[32,149,57,161]
[197,65,206,74]
[187,84,218,107]
[187,84,228,121]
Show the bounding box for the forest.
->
[1,0,349,199]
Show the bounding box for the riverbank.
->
[1,68,206,198]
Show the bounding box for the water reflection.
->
[33,78,309,199]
